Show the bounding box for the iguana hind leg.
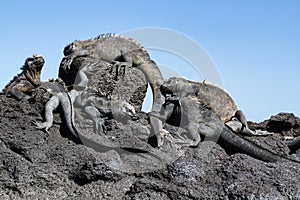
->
[34,95,60,133]
[110,49,139,80]
[174,121,201,147]
[10,85,31,101]
[84,106,107,134]
[149,99,177,148]
[227,110,272,136]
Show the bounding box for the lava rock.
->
[0,94,300,199]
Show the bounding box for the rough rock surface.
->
[0,94,300,199]
[58,57,148,112]
[250,113,300,137]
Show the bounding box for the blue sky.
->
[1,0,299,122]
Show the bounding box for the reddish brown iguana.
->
[2,54,44,100]
[159,77,271,137]
[156,77,300,163]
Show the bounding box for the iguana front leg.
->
[34,95,60,132]
[149,99,177,148]
[75,60,105,87]
[173,121,202,147]
[111,50,140,79]
[84,106,107,134]
[61,50,90,70]
[10,84,32,101]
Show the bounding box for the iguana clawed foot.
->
[159,129,174,148]
[157,129,196,148]
[94,118,107,135]
[82,61,103,75]
[83,106,107,134]
[223,110,272,136]
[33,120,52,133]
[248,130,273,136]
[110,61,130,80]
[61,56,76,71]
[225,119,273,136]
[172,138,198,147]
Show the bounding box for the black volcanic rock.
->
[250,112,300,137]
[0,94,300,199]
[58,57,148,112]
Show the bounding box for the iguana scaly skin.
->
[160,95,299,163]
[2,54,44,100]
[72,87,138,134]
[161,77,270,137]
[287,138,300,154]
[33,79,161,158]
[58,34,165,147]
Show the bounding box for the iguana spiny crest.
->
[161,77,238,123]
[58,34,165,141]
[160,77,272,137]
[58,34,162,100]
[60,33,153,72]
[63,33,149,57]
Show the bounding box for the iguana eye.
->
[192,85,199,94]
[63,43,74,56]
[26,57,35,62]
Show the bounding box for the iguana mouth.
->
[33,57,45,68]
[26,55,45,69]
[63,44,73,56]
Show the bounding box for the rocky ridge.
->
[0,93,300,199]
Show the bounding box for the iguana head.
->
[63,39,94,56]
[22,54,45,86]
[63,42,77,56]
[120,101,137,118]
[163,77,199,97]
[111,100,138,121]
[23,54,45,71]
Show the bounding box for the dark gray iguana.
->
[160,77,271,137]
[156,77,300,162]
[58,34,166,147]
[33,79,162,157]
[2,55,157,157]
[2,54,44,100]
[73,87,138,134]
[287,138,300,154]
[162,96,300,163]
[159,91,300,163]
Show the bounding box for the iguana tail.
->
[218,127,300,163]
[137,62,165,115]
[286,138,300,154]
[137,62,166,147]
[75,130,163,163]
[65,89,161,160]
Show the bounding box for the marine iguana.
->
[160,77,271,137]
[287,138,300,154]
[33,79,163,159]
[2,54,44,100]
[2,55,157,157]
[159,95,300,163]
[66,86,138,135]
[58,34,166,147]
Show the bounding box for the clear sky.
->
[1,0,299,122]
